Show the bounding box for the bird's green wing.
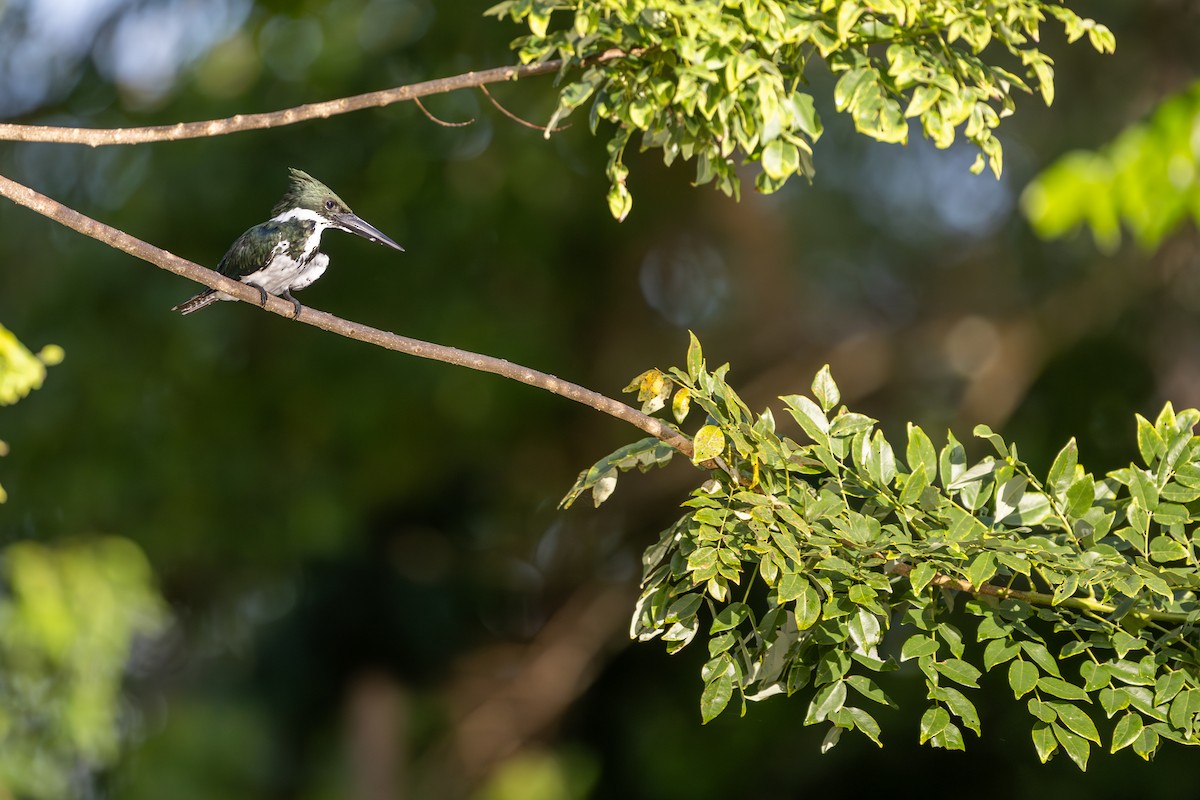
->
[215,222,282,279]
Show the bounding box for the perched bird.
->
[172,168,403,317]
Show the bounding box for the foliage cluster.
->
[565,335,1200,768]
[0,538,167,798]
[488,0,1114,218]
[1022,79,1200,252]
[1,327,165,798]
[0,325,63,503]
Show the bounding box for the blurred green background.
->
[1,0,1199,797]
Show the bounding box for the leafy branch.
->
[2,2,1114,221]
[0,324,63,504]
[565,334,1200,768]
[489,0,1115,217]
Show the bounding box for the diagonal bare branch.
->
[0,170,694,458]
[0,51,630,147]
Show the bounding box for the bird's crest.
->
[273,168,353,217]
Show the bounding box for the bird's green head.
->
[273,167,353,218]
[274,167,404,251]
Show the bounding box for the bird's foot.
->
[280,290,302,319]
[245,282,269,307]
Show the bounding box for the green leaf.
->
[791,92,823,140]
[1136,413,1166,466]
[762,139,800,181]
[1111,712,1144,752]
[1051,572,1079,606]
[834,67,874,112]
[812,365,840,412]
[710,602,749,633]
[665,593,703,623]
[1050,702,1101,744]
[687,546,718,574]
[1065,474,1095,518]
[976,613,1011,642]
[908,562,938,595]
[930,721,965,751]
[692,425,726,463]
[1129,469,1159,511]
[947,459,998,490]
[819,725,843,754]
[794,580,823,631]
[560,437,675,508]
[708,631,735,656]
[1028,697,1056,723]
[1021,642,1062,678]
[781,394,830,444]
[966,551,996,589]
[1009,660,1039,698]
[836,1,864,40]
[871,430,897,485]
[1132,726,1160,760]
[1038,676,1090,702]
[701,669,734,723]
[939,433,967,489]
[973,423,1009,457]
[828,413,877,439]
[1052,723,1091,770]
[1047,438,1079,492]
[1153,671,1185,707]
[777,571,807,603]
[900,635,939,662]
[936,623,965,659]
[1031,722,1058,763]
[1080,661,1111,692]
[898,463,930,505]
[672,387,692,424]
[846,674,897,708]
[919,706,950,744]
[936,659,982,688]
[933,686,981,735]
[833,706,882,746]
[1106,659,1153,687]
[1149,535,1189,563]
[1151,503,1190,527]
[607,180,632,221]
[906,424,938,479]
[983,639,1019,670]
[686,332,705,381]
[995,474,1028,519]
[905,85,940,118]
[806,680,847,725]
[847,608,882,654]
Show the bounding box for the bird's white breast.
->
[240,210,331,294]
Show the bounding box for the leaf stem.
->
[889,561,1191,624]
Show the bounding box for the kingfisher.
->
[172,168,403,317]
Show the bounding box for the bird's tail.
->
[171,289,219,315]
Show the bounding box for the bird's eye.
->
[324,199,335,210]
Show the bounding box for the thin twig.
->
[0,50,631,147]
[0,170,694,459]
[478,85,569,133]
[413,97,475,128]
[888,560,1191,624]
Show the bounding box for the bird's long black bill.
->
[336,213,404,251]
